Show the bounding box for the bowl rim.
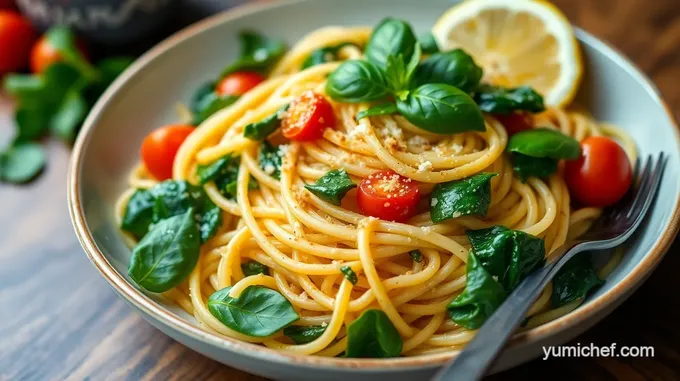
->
[67,0,680,371]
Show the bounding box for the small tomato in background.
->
[0,10,36,75]
[30,33,89,74]
[0,0,16,10]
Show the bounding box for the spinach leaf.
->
[552,253,604,308]
[418,32,440,54]
[507,128,581,160]
[197,155,233,185]
[241,260,270,277]
[14,107,52,142]
[365,18,417,69]
[396,84,485,134]
[197,154,258,199]
[193,92,239,125]
[259,141,284,180]
[409,250,422,263]
[430,173,496,223]
[340,266,358,285]
[0,143,46,184]
[447,251,507,329]
[467,226,545,291]
[412,49,483,93]
[301,43,355,69]
[220,31,286,77]
[345,309,402,358]
[474,84,545,114]
[49,88,88,142]
[45,26,97,80]
[244,104,289,140]
[128,209,201,293]
[189,81,216,116]
[304,169,356,206]
[326,60,390,103]
[383,44,421,93]
[511,152,558,182]
[284,325,326,344]
[121,189,156,240]
[207,285,299,337]
[356,103,398,120]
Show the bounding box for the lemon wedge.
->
[432,0,582,107]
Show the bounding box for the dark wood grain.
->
[1,1,679,380]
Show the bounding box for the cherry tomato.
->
[141,125,194,180]
[357,170,420,222]
[30,34,88,74]
[216,71,265,96]
[494,112,533,136]
[0,11,36,75]
[564,136,632,207]
[282,90,336,141]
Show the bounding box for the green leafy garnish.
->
[430,173,496,223]
[552,253,604,308]
[0,143,46,184]
[345,309,402,358]
[304,169,356,206]
[195,154,258,199]
[418,32,440,54]
[507,128,582,160]
[356,103,399,120]
[207,285,299,337]
[510,152,558,182]
[409,250,422,263]
[128,209,201,293]
[383,45,421,93]
[474,84,545,114]
[243,104,289,140]
[325,60,390,102]
[301,43,355,70]
[259,141,284,180]
[411,49,483,93]
[189,81,217,116]
[340,266,358,285]
[284,325,326,344]
[220,31,286,77]
[365,18,417,69]
[192,92,239,125]
[241,260,270,277]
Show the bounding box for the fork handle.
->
[432,243,583,381]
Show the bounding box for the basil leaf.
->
[244,104,289,140]
[412,49,483,93]
[45,26,97,80]
[365,18,417,69]
[396,83,485,134]
[430,173,496,223]
[409,250,422,262]
[220,31,286,77]
[340,266,358,285]
[49,89,88,142]
[121,189,156,240]
[552,253,604,308]
[346,309,402,358]
[3,74,47,109]
[193,92,239,125]
[304,169,356,206]
[208,285,299,337]
[507,128,582,160]
[467,226,545,291]
[0,143,46,184]
[418,32,440,54]
[474,84,545,114]
[95,56,134,86]
[511,152,558,182]
[326,60,390,103]
[356,103,398,120]
[197,154,258,200]
[259,141,284,180]
[189,81,216,116]
[128,208,201,293]
[14,107,51,142]
[241,261,270,277]
[197,155,232,185]
[284,325,326,344]
[301,42,354,70]
[384,44,421,93]
[447,251,507,329]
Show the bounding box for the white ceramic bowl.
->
[68,0,680,380]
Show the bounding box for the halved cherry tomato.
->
[0,11,36,75]
[357,170,420,222]
[216,71,265,96]
[564,136,632,207]
[30,34,88,74]
[282,90,335,141]
[141,125,194,180]
[494,112,533,136]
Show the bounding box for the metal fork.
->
[433,153,668,381]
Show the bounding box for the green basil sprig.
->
[301,42,356,70]
[326,60,390,102]
[242,261,270,277]
[418,32,440,54]
[0,143,46,184]
[430,173,496,223]
[260,141,284,180]
[220,31,286,78]
[346,309,402,358]
[507,128,581,159]
[208,285,299,337]
[244,104,289,140]
[552,253,604,308]
[474,84,545,114]
[510,153,558,182]
[384,44,421,93]
[284,325,326,344]
[411,49,483,93]
[128,209,201,293]
[356,103,399,121]
[365,18,417,69]
[304,169,356,205]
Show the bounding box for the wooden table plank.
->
[1,1,679,380]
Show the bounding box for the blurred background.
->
[1,0,678,380]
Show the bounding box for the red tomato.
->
[564,136,632,207]
[0,0,16,10]
[282,90,336,141]
[216,71,265,96]
[141,125,194,180]
[0,11,36,75]
[30,34,88,74]
[357,170,420,222]
[494,112,533,136]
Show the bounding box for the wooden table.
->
[2,0,679,380]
